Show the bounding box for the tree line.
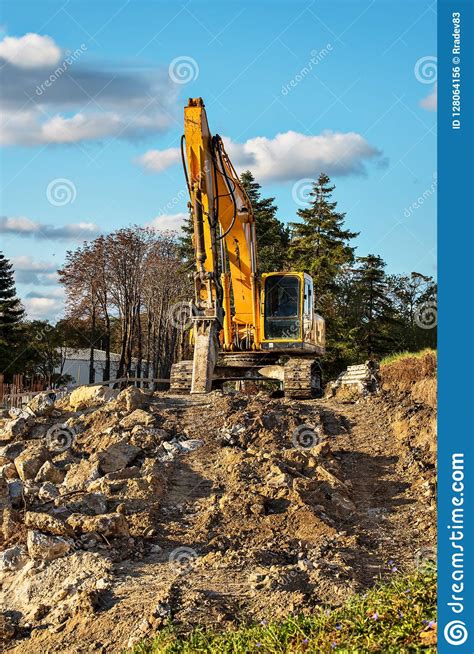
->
[0,171,436,384]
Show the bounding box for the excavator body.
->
[169,98,325,398]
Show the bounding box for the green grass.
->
[129,565,437,654]
[380,349,437,366]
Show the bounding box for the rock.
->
[26,391,57,416]
[1,476,10,508]
[63,459,101,491]
[177,439,203,453]
[66,492,108,516]
[105,466,141,480]
[0,416,34,442]
[14,443,49,481]
[27,529,73,560]
[0,441,26,461]
[67,512,129,537]
[1,462,18,479]
[8,407,31,419]
[7,479,23,508]
[36,460,65,485]
[69,385,106,411]
[119,409,154,430]
[311,441,331,458]
[25,511,72,536]
[28,423,49,440]
[38,482,59,502]
[0,613,16,643]
[93,439,142,474]
[117,386,149,412]
[130,427,169,450]
[0,545,28,571]
[267,472,291,488]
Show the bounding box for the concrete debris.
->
[69,385,107,411]
[93,439,142,474]
[26,391,57,416]
[27,529,73,561]
[63,459,101,491]
[326,360,380,401]
[24,511,72,536]
[35,460,65,485]
[0,544,28,571]
[14,443,50,481]
[66,512,129,537]
[0,370,436,654]
[0,416,34,442]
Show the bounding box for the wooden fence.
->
[0,373,48,411]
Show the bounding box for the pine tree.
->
[288,173,358,300]
[0,252,25,374]
[240,171,290,273]
[352,254,397,358]
[177,210,195,268]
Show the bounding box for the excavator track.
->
[284,358,322,399]
[169,360,193,393]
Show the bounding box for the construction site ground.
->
[1,353,437,653]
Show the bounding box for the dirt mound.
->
[0,367,436,653]
[380,352,437,471]
[381,350,436,393]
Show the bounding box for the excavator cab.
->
[261,272,325,354]
[263,274,301,339]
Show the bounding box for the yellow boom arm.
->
[183,98,261,349]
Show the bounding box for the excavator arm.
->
[182,98,260,391]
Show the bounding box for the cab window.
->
[264,275,301,339]
[304,279,313,316]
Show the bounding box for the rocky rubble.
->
[0,377,436,653]
[0,386,177,642]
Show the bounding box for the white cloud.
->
[0,216,100,240]
[147,212,188,231]
[11,255,58,285]
[0,32,177,146]
[224,131,382,181]
[135,147,181,173]
[0,33,61,69]
[135,130,383,181]
[11,255,56,271]
[420,83,437,112]
[23,296,63,320]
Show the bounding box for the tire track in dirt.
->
[321,398,433,587]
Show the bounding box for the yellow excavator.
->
[170,98,325,398]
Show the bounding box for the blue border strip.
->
[438,0,474,651]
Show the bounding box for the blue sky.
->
[0,0,437,320]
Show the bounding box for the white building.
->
[56,348,152,387]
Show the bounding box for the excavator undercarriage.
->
[170,347,323,399]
